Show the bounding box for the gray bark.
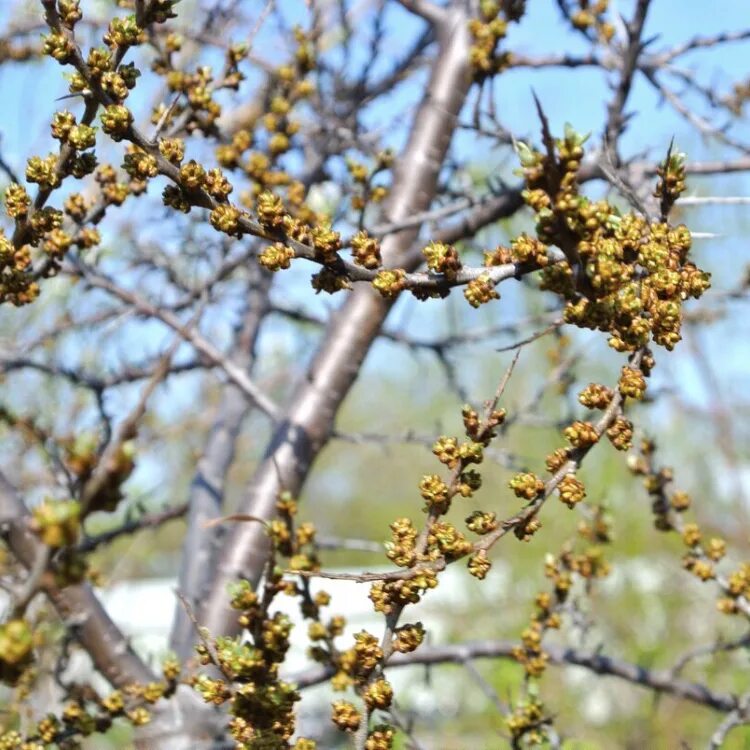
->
[199,5,474,641]
[169,268,272,661]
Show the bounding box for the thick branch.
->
[169,270,272,660]
[199,6,474,640]
[393,0,445,26]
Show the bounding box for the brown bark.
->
[0,472,155,688]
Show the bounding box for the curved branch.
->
[289,640,737,713]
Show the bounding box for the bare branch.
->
[290,640,738,713]
[393,0,445,26]
[0,471,155,687]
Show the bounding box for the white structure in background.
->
[100,564,509,682]
[99,564,514,736]
[97,559,668,733]
[0,558,680,740]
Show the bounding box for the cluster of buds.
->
[569,0,615,41]
[654,146,687,217]
[43,229,73,259]
[25,153,61,189]
[557,473,586,508]
[209,204,243,237]
[31,498,81,547]
[463,403,506,444]
[122,147,158,180]
[0,619,34,686]
[42,31,74,64]
[94,163,132,207]
[506,693,550,746]
[606,416,633,451]
[103,15,145,48]
[192,492,324,748]
[311,224,343,264]
[345,150,392,211]
[351,231,382,269]
[392,622,425,653]
[51,111,97,151]
[467,548,492,579]
[384,517,418,567]
[428,521,473,561]
[418,474,450,513]
[563,420,599,449]
[468,1,524,81]
[509,472,545,500]
[100,104,133,141]
[364,724,395,750]
[619,365,647,399]
[464,272,500,308]
[719,564,750,614]
[4,183,30,219]
[331,700,361,732]
[369,567,438,614]
[311,268,351,295]
[509,233,550,266]
[259,242,295,272]
[423,241,462,279]
[465,510,499,535]
[372,268,406,298]
[363,678,393,710]
[578,382,613,409]
[727,78,750,116]
[0,227,38,306]
[683,551,716,582]
[516,124,709,353]
[545,447,569,474]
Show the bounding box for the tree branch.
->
[289,640,737,713]
[393,0,446,26]
[199,4,474,642]
[169,270,272,660]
